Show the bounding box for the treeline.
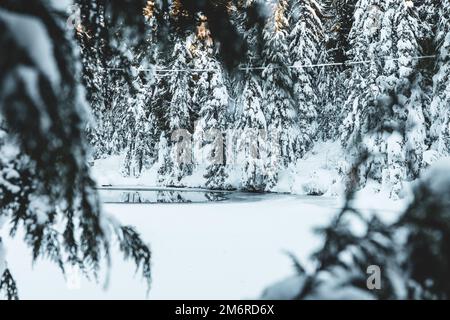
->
[81,0,450,196]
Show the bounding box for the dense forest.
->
[78,0,450,198]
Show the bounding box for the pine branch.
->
[0,269,19,300]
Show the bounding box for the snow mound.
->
[92,154,158,187]
[290,140,345,196]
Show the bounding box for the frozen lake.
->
[3,188,404,300]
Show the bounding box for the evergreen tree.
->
[156,134,174,186]
[289,0,323,154]
[121,69,154,177]
[341,0,383,149]
[286,159,450,300]
[342,0,427,196]
[159,37,193,186]
[202,68,230,190]
[382,0,427,189]
[319,0,357,140]
[190,17,230,189]
[234,2,268,191]
[430,0,450,156]
[237,72,267,191]
[416,0,440,44]
[262,0,298,190]
[321,0,358,63]
[76,0,114,158]
[121,4,160,177]
[78,0,159,161]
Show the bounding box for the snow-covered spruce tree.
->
[156,134,174,185]
[342,0,427,196]
[341,0,385,187]
[234,2,268,192]
[295,214,400,299]
[430,0,450,156]
[157,36,193,186]
[381,0,428,189]
[76,0,113,159]
[321,0,358,63]
[121,68,154,178]
[317,0,358,140]
[201,71,229,190]
[316,58,347,140]
[288,0,323,152]
[237,71,267,191]
[121,4,160,178]
[0,0,151,299]
[190,17,230,190]
[262,0,299,190]
[416,0,440,46]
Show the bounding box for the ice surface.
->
[3,191,404,299]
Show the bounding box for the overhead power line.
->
[102,54,444,75]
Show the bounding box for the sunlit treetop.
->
[274,0,289,32]
[143,0,155,19]
[196,14,213,47]
[171,0,189,20]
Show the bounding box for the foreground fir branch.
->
[0,0,151,299]
[0,269,18,300]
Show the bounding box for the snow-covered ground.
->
[2,190,408,300]
[91,141,349,195]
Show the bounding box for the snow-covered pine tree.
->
[288,0,323,153]
[321,0,358,63]
[201,62,230,190]
[158,36,193,186]
[112,26,154,158]
[189,16,230,189]
[379,0,427,192]
[237,71,267,191]
[0,0,151,299]
[262,0,299,190]
[76,0,112,158]
[233,1,268,192]
[121,68,154,178]
[416,0,440,46]
[430,0,450,156]
[191,21,212,126]
[341,0,383,159]
[342,0,427,196]
[317,0,358,140]
[398,2,428,179]
[156,134,174,185]
[121,4,160,178]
